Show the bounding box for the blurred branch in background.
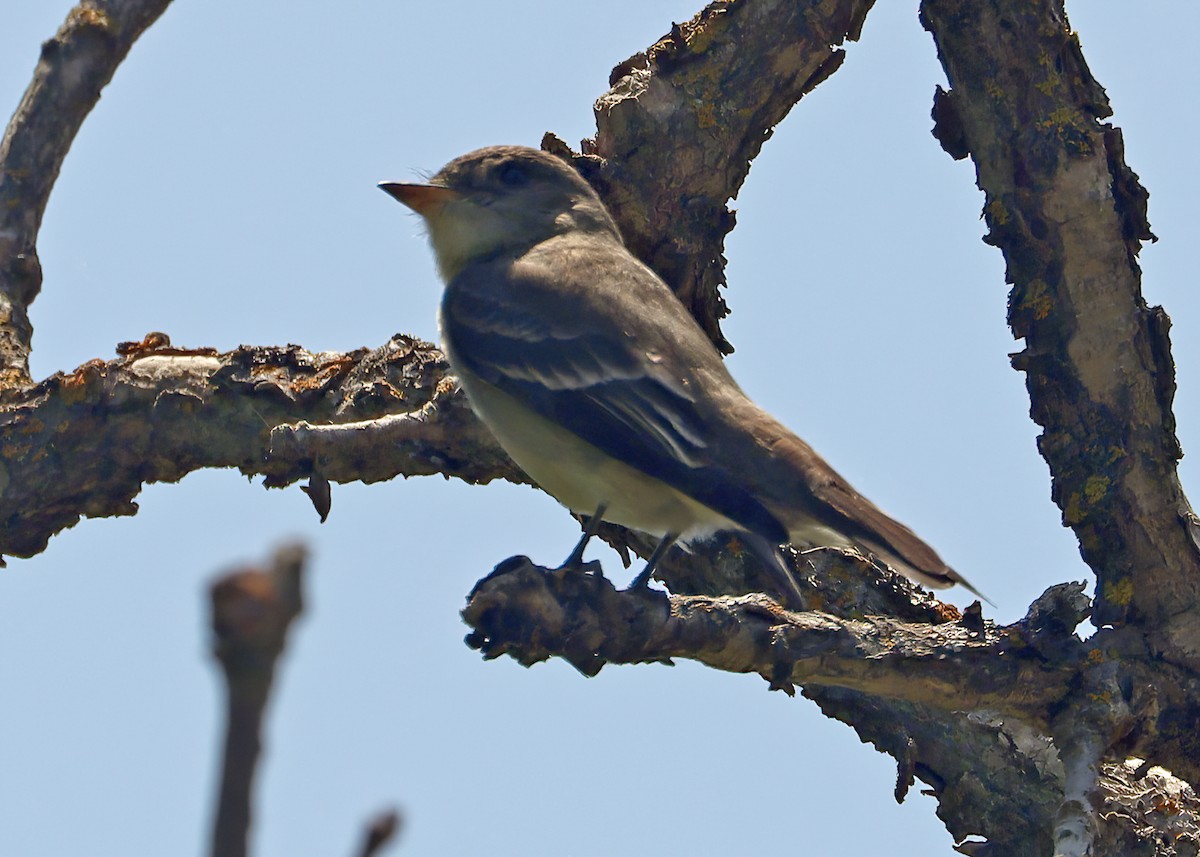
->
[208,544,402,856]
[355,809,402,857]
[208,543,306,857]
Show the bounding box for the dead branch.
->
[209,543,306,857]
[0,0,173,390]
[0,334,518,559]
[921,0,1200,649]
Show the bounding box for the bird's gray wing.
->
[442,257,788,544]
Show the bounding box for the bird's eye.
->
[496,161,529,187]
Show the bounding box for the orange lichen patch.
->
[932,601,962,622]
[17,416,44,434]
[1152,795,1182,815]
[1063,492,1083,525]
[1039,106,1094,154]
[985,197,1009,226]
[2,439,32,460]
[59,359,106,404]
[68,358,106,377]
[696,102,718,129]
[680,5,728,54]
[289,355,356,393]
[1020,278,1054,321]
[1064,475,1113,524]
[117,332,218,359]
[116,331,172,356]
[248,364,299,392]
[0,367,28,389]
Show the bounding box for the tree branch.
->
[354,809,402,857]
[0,334,519,559]
[919,0,1200,648]
[0,0,174,392]
[462,555,1200,851]
[462,555,1061,715]
[550,0,876,353]
[208,543,306,857]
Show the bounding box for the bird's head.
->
[380,145,620,281]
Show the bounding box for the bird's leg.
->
[739,531,807,611]
[628,533,678,590]
[560,503,608,568]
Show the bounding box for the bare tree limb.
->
[920,0,1200,648]
[0,334,518,559]
[0,0,174,392]
[462,555,1061,715]
[209,543,306,857]
[355,809,402,857]
[550,0,875,353]
[461,553,1200,852]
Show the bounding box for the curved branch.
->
[0,0,174,391]
[552,0,875,352]
[920,0,1200,649]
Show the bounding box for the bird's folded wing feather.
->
[442,250,788,544]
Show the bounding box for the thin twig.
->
[356,809,402,857]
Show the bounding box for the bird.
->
[379,144,987,607]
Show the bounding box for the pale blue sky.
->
[2,2,1195,855]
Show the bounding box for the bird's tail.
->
[852,534,995,607]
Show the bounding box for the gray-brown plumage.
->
[381,145,987,605]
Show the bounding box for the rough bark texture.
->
[0,333,517,558]
[921,0,1200,644]
[5,0,1200,855]
[547,0,873,354]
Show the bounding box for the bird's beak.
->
[378,182,461,217]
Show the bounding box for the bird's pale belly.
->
[456,370,735,540]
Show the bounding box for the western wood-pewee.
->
[380,145,985,606]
